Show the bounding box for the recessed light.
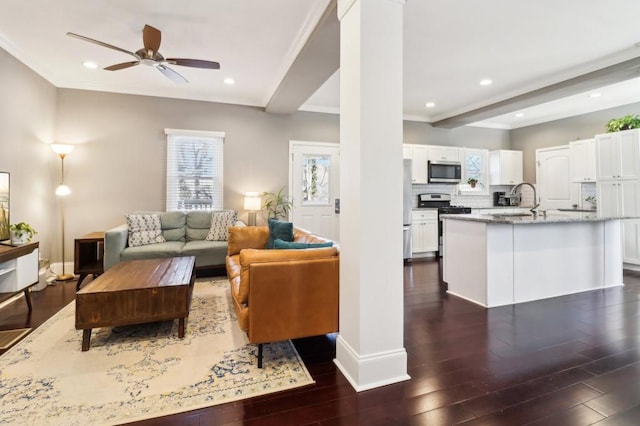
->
[479,79,493,86]
[82,61,98,69]
[223,77,235,85]
[425,102,435,108]
[514,112,524,118]
[589,92,601,98]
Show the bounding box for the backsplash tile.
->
[411,183,526,208]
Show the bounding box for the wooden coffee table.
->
[75,256,196,351]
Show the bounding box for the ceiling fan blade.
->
[66,32,139,60]
[157,64,188,84]
[143,24,161,52]
[166,58,221,69]
[104,61,140,71]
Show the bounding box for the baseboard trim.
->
[334,335,410,392]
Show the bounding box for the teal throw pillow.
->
[273,238,333,250]
[266,218,294,249]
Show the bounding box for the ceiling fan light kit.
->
[66,24,220,84]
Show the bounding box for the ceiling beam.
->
[432,56,640,129]
[265,0,339,114]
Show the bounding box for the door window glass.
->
[302,155,330,205]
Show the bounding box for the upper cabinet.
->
[460,148,489,194]
[569,139,596,182]
[426,145,460,162]
[596,129,640,181]
[403,144,428,183]
[489,150,523,185]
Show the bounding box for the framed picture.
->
[0,172,9,241]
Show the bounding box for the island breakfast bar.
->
[442,212,626,308]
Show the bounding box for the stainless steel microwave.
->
[428,160,462,183]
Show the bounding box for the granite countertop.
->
[440,210,632,224]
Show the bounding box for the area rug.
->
[0,328,30,349]
[0,279,314,425]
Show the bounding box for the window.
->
[459,148,489,195]
[302,154,331,205]
[165,129,224,211]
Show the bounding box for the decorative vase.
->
[470,182,476,188]
[10,231,28,245]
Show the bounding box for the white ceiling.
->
[2,0,640,129]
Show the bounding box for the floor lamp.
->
[244,192,261,226]
[51,144,74,281]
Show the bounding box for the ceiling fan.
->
[66,24,220,84]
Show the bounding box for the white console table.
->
[0,242,39,312]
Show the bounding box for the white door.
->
[536,146,577,210]
[289,141,340,242]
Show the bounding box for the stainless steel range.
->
[417,194,471,257]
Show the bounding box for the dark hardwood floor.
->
[2,259,640,425]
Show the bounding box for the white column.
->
[335,0,409,391]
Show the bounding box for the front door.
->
[289,141,340,242]
[536,146,578,210]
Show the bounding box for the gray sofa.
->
[104,211,238,271]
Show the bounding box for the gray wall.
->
[511,102,640,182]
[0,47,58,261]
[55,90,510,260]
[55,89,341,256]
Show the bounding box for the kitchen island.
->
[442,211,626,307]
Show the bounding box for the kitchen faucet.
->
[511,182,539,213]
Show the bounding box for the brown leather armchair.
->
[225,225,339,367]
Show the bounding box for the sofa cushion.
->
[181,240,228,267]
[120,241,184,261]
[185,211,212,241]
[227,226,270,255]
[205,210,238,241]
[125,213,166,247]
[273,238,333,249]
[135,211,186,242]
[266,218,293,249]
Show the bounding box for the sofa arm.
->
[104,224,128,271]
[247,256,339,344]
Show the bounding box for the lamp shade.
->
[244,192,261,211]
[55,184,71,196]
[51,144,74,156]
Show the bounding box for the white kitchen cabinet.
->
[460,148,489,194]
[403,144,428,183]
[411,210,438,254]
[569,139,596,182]
[426,145,459,162]
[596,129,640,181]
[402,145,412,159]
[597,180,640,217]
[624,220,640,265]
[489,150,523,185]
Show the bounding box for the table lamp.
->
[244,192,261,226]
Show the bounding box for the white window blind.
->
[165,129,224,211]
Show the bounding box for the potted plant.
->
[9,222,37,245]
[467,177,478,188]
[262,187,293,220]
[605,114,640,133]
[585,195,597,210]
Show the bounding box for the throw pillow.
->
[205,210,238,241]
[126,213,166,247]
[266,218,294,249]
[273,238,333,249]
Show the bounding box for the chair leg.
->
[257,343,263,368]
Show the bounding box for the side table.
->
[74,232,104,291]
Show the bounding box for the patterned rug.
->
[0,279,314,425]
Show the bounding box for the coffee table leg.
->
[178,318,185,338]
[82,329,92,351]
